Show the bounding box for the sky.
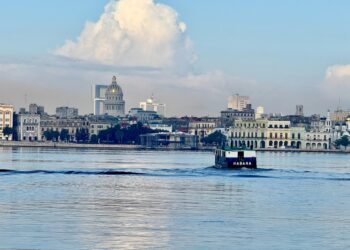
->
[0,0,350,116]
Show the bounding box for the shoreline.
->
[0,141,349,154]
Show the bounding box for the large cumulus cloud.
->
[55,0,194,71]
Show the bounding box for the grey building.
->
[140,132,198,149]
[29,103,45,115]
[40,116,89,141]
[220,104,255,127]
[17,114,41,141]
[56,107,79,119]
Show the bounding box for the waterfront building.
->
[228,119,268,149]
[220,104,255,127]
[304,131,331,150]
[188,119,217,140]
[0,104,14,141]
[347,117,350,131]
[140,132,198,149]
[228,94,250,111]
[56,106,78,119]
[89,121,113,137]
[139,95,166,117]
[103,76,125,117]
[228,119,305,149]
[92,84,108,115]
[40,116,89,141]
[17,114,41,141]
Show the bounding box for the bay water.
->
[0,147,350,249]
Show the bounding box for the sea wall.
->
[0,141,349,153]
[0,141,140,150]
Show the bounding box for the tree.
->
[43,129,59,142]
[90,134,98,144]
[202,131,226,146]
[76,128,89,143]
[335,135,350,150]
[59,129,70,142]
[97,122,161,144]
[3,126,13,140]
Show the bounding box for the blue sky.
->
[0,0,350,115]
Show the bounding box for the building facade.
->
[103,76,125,117]
[140,132,198,149]
[228,119,305,149]
[220,105,255,127]
[56,106,78,119]
[92,84,108,115]
[17,114,41,141]
[40,116,89,141]
[188,120,217,140]
[29,103,45,115]
[228,94,250,111]
[0,104,14,141]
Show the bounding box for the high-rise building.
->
[103,76,125,117]
[0,104,14,141]
[228,94,250,111]
[92,84,108,115]
[296,105,304,116]
[139,96,166,117]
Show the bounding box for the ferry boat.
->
[215,146,257,169]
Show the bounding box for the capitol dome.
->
[106,75,123,95]
[103,76,125,117]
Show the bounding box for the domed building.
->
[103,76,125,116]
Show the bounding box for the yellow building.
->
[0,104,14,140]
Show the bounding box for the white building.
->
[255,106,264,119]
[139,96,166,117]
[103,76,125,117]
[17,114,41,141]
[189,120,217,140]
[0,104,14,141]
[92,84,108,115]
[228,94,250,111]
[89,121,113,137]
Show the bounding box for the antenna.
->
[25,93,28,107]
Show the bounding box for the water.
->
[0,147,350,250]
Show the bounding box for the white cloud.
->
[325,64,350,82]
[55,0,194,72]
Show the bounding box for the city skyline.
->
[1,0,350,116]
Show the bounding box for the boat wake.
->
[0,167,349,181]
